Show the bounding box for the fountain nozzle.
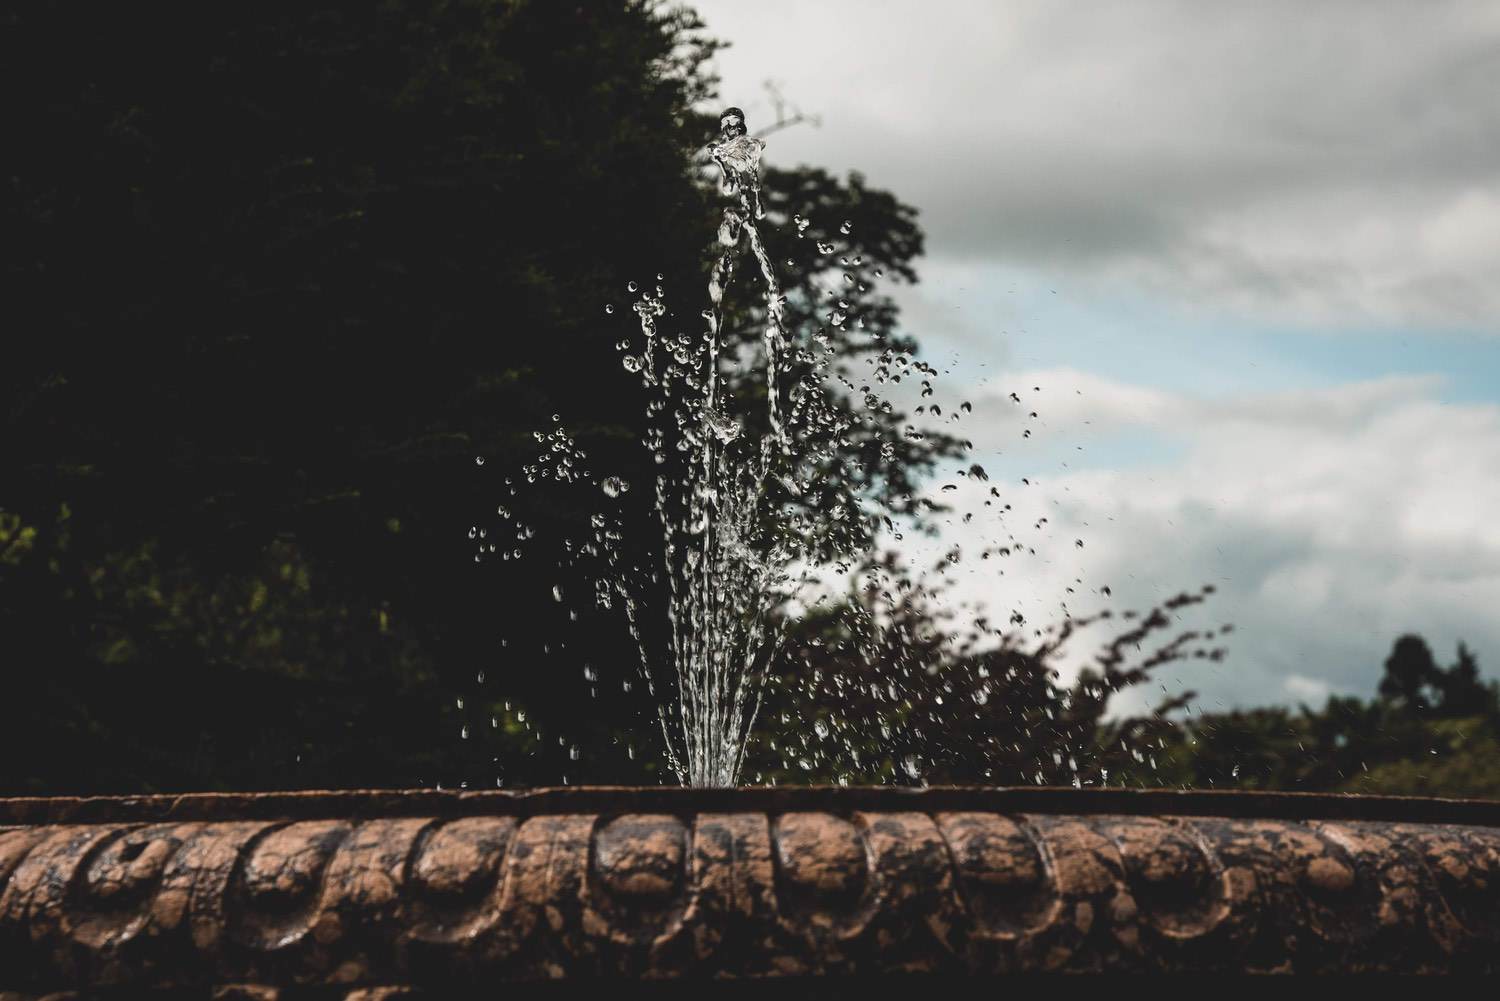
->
[718,107,748,140]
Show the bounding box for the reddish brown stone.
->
[0,787,1496,990]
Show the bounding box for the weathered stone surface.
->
[0,787,1495,990]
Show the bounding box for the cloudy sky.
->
[691,0,1500,710]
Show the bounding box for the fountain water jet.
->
[501,108,912,787]
[632,106,849,786]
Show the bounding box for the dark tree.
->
[1163,636,1500,798]
[1378,634,1442,712]
[1436,642,1492,718]
[0,1,952,793]
[745,557,1227,788]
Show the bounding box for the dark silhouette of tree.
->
[746,558,1227,788]
[1436,642,1491,718]
[1378,634,1443,711]
[0,1,954,793]
[1162,635,1500,798]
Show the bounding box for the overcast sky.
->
[691,0,1500,710]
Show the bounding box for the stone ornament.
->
[0,787,1496,991]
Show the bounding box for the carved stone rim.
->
[3,785,1497,827]
[5,785,1499,983]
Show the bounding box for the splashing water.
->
[475,107,1222,790]
[616,107,863,785]
[492,107,890,785]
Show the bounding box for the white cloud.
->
[688,0,1500,709]
[1284,674,1333,705]
[694,0,1500,330]
[904,369,1500,707]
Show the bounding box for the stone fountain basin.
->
[0,786,1496,991]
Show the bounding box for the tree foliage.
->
[0,1,950,792]
[1158,637,1500,798]
[746,562,1227,788]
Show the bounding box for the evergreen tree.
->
[1378,634,1442,711]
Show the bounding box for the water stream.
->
[622,107,868,785]
[475,109,1189,790]
[488,108,932,785]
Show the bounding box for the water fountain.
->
[493,106,959,789]
[2,110,1497,990]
